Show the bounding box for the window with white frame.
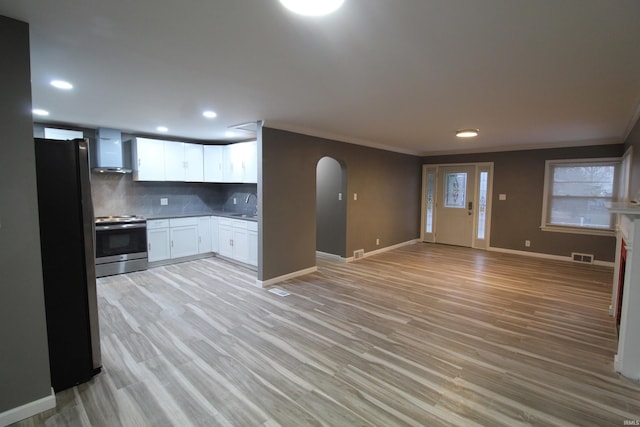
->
[541,158,620,235]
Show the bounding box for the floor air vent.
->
[268,288,290,297]
[572,252,594,264]
[353,249,365,260]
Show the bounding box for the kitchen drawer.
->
[219,217,241,228]
[169,217,199,227]
[246,221,258,232]
[147,219,169,229]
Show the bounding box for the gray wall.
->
[624,118,640,199]
[316,157,346,257]
[259,127,422,281]
[0,16,52,413]
[423,144,624,262]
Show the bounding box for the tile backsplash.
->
[91,173,257,218]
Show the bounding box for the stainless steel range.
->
[95,215,148,277]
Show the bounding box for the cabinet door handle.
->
[230,239,233,247]
[148,243,151,251]
[171,240,174,247]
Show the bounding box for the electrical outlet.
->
[376,238,380,246]
[233,197,237,205]
[354,193,358,201]
[338,193,342,201]
[499,194,507,201]
[525,240,531,247]
[160,198,168,206]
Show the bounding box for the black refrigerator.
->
[34,138,102,391]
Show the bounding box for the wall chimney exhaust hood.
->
[92,128,132,173]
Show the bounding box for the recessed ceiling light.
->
[456,129,479,138]
[157,126,169,132]
[50,80,73,90]
[32,108,50,116]
[279,0,344,16]
[202,110,217,119]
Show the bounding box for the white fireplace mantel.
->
[608,202,640,380]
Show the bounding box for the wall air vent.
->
[572,252,594,264]
[353,249,365,260]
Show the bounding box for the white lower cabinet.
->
[210,216,219,253]
[147,219,171,262]
[218,217,256,265]
[197,216,212,253]
[247,221,258,267]
[169,218,199,259]
[218,220,234,259]
[147,215,256,267]
[233,226,250,264]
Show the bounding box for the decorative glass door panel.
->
[425,171,435,234]
[444,172,467,208]
[477,171,488,240]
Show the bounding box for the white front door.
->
[436,165,475,247]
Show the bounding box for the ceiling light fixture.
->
[456,128,479,138]
[157,126,169,132]
[50,80,73,90]
[279,0,344,16]
[202,110,217,119]
[32,108,50,116]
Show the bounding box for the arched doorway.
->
[316,156,347,258]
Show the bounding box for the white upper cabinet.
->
[203,145,224,182]
[222,141,257,183]
[163,140,185,181]
[133,137,166,181]
[184,143,204,182]
[223,143,245,183]
[241,140,258,183]
[133,138,253,183]
[165,141,203,182]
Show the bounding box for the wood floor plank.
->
[12,243,640,426]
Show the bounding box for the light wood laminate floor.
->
[13,243,640,426]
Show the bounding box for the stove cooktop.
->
[95,215,146,224]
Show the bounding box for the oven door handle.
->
[96,223,147,231]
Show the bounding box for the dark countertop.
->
[145,211,257,222]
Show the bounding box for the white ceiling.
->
[1,0,640,155]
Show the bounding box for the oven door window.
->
[96,227,147,258]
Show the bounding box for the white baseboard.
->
[345,239,419,262]
[614,353,623,374]
[316,251,347,262]
[487,246,614,268]
[256,266,318,288]
[0,388,56,427]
